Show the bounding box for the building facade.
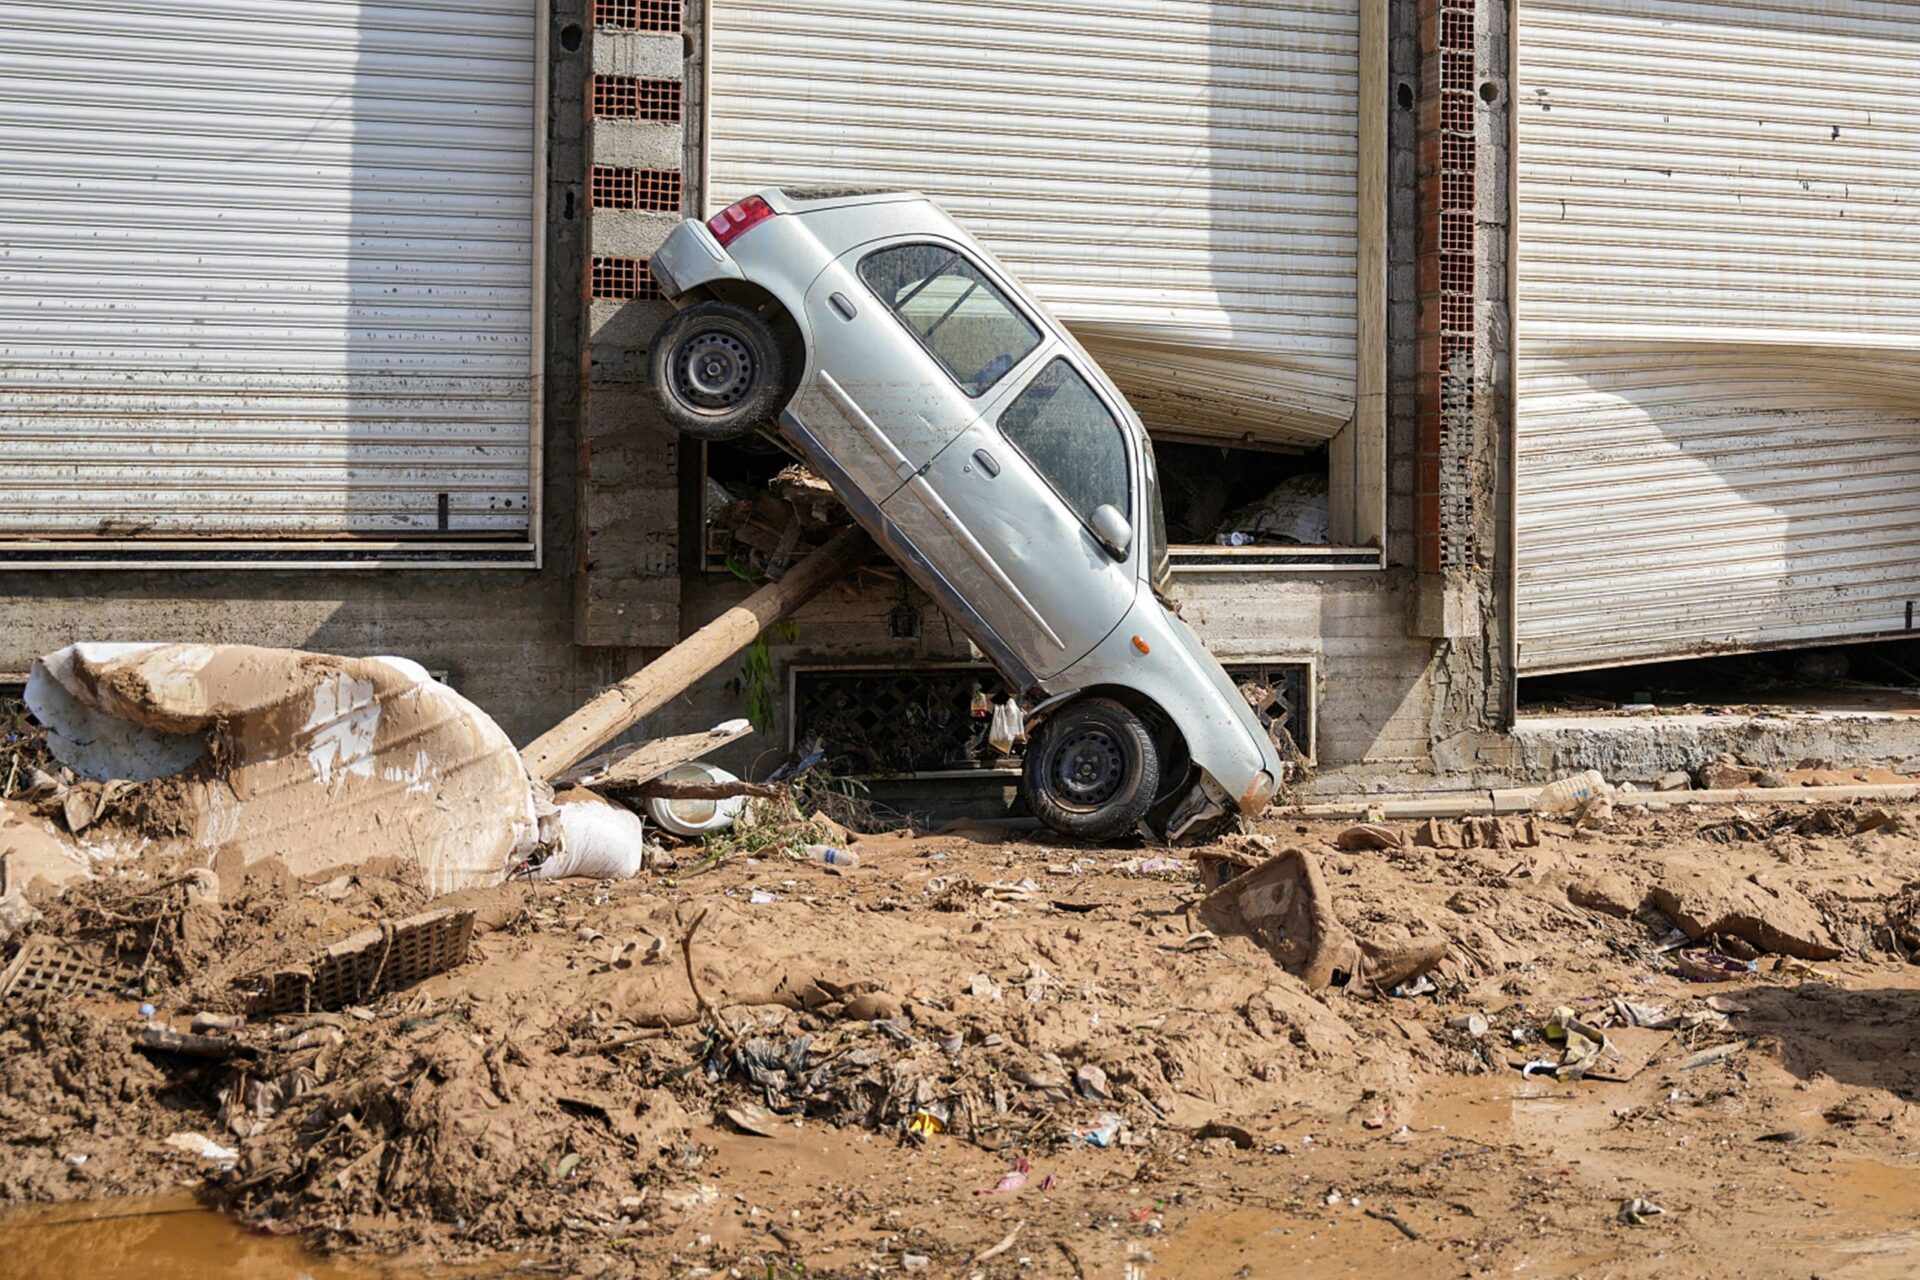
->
[6,1,1896,790]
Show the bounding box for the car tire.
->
[649,300,787,442]
[1022,697,1161,841]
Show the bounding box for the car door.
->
[884,354,1140,681]
[789,239,1042,511]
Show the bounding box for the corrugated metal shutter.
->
[0,0,539,542]
[1516,0,1920,672]
[707,0,1360,450]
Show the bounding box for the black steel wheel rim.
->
[674,330,756,410]
[1048,726,1127,810]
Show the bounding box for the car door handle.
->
[971,448,1000,477]
[829,292,856,320]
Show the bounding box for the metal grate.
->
[792,667,1005,775]
[1225,663,1313,765]
[0,936,125,1002]
[591,256,660,300]
[591,165,681,212]
[592,74,681,122]
[594,0,680,32]
[248,909,476,1015]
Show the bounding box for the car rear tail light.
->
[707,196,776,247]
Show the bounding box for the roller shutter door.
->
[0,0,539,544]
[1516,0,1920,672]
[708,0,1361,450]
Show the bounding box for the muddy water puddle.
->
[0,1196,483,1280]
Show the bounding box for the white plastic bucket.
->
[647,762,747,837]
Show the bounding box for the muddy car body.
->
[649,189,1283,839]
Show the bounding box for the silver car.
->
[649,188,1283,839]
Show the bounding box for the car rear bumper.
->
[651,218,746,301]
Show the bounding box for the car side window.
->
[857,243,1041,397]
[997,358,1130,532]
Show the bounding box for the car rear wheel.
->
[650,300,786,441]
[1021,697,1160,841]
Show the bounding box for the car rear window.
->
[996,358,1130,531]
[858,244,1041,397]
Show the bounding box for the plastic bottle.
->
[1532,769,1609,815]
[806,844,860,868]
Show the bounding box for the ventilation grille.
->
[793,667,1006,776]
[1225,663,1313,764]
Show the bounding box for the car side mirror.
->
[1090,504,1133,559]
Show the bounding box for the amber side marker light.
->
[1131,636,1151,654]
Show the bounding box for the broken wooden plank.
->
[522,525,873,782]
[622,778,785,802]
[557,719,753,789]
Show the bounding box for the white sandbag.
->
[538,803,649,880]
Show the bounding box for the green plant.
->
[725,620,800,734]
[695,791,832,867]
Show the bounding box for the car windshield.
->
[859,244,1041,396]
[1141,436,1170,591]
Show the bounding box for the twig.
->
[680,907,739,1050]
[1365,1207,1421,1241]
[573,1027,672,1055]
[1055,1240,1086,1279]
[976,1222,1024,1262]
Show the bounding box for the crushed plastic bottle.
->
[806,844,860,868]
[1532,769,1609,815]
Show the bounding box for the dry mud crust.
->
[0,800,1918,1278]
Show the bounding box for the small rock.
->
[1075,1064,1112,1100]
[1568,873,1645,918]
[1655,770,1692,792]
[841,991,904,1022]
[1697,759,1761,790]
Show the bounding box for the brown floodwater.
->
[0,1196,418,1280]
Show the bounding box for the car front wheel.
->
[1022,697,1161,841]
[649,300,786,441]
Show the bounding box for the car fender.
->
[649,219,746,301]
[1043,594,1283,816]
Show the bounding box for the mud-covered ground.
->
[4,796,1920,1279]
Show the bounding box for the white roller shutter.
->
[1516,0,1920,673]
[708,0,1360,450]
[0,0,540,545]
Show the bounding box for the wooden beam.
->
[522,525,873,781]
